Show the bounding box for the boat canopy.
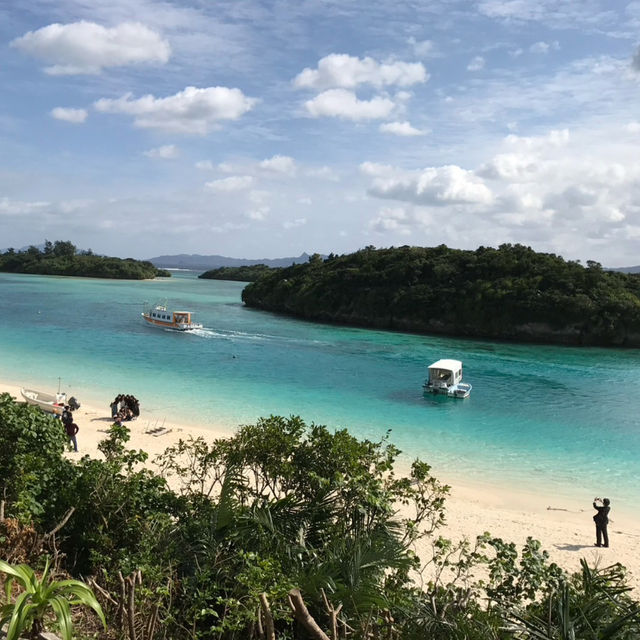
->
[428,359,463,384]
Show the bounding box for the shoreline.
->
[2,379,639,592]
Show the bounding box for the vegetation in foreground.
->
[242,244,640,346]
[0,241,171,279]
[1,392,639,639]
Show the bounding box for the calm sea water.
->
[1,271,638,511]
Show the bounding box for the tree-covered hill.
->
[0,241,171,279]
[199,264,276,282]
[241,244,640,346]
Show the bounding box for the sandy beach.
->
[2,380,639,592]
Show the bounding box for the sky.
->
[1,1,640,266]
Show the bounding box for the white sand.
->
[2,380,639,592]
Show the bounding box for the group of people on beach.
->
[110,394,140,424]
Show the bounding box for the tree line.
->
[0,241,171,279]
[1,393,639,639]
[241,244,640,346]
[199,264,275,282]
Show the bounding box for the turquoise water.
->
[1,271,639,511]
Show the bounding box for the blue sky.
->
[1,1,640,265]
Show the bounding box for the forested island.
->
[242,244,640,347]
[2,394,639,639]
[199,264,275,281]
[0,241,171,279]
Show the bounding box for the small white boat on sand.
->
[423,359,472,398]
[20,388,67,416]
[142,302,203,331]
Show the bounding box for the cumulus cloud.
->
[379,121,425,136]
[143,144,179,159]
[195,160,215,170]
[369,206,410,233]
[467,56,485,71]
[294,54,427,89]
[366,165,494,206]
[205,175,254,191]
[94,86,257,134]
[477,153,539,181]
[51,107,87,123]
[304,89,395,120]
[11,21,170,75]
[259,155,296,175]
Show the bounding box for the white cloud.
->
[0,197,50,215]
[205,176,254,191]
[530,41,559,54]
[11,21,170,75]
[408,38,435,58]
[246,206,269,220]
[51,107,87,123]
[367,165,494,206]
[467,56,486,71]
[369,206,410,233]
[195,160,215,170]
[294,54,427,89]
[94,86,257,134]
[477,153,539,181]
[379,121,425,136]
[143,144,179,159]
[304,89,395,120]
[626,122,640,133]
[259,155,296,175]
[283,217,306,229]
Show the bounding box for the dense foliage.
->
[199,264,276,282]
[1,394,639,639]
[242,245,640,346]
[0,241,171,279]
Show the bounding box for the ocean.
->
[1,270,638,512]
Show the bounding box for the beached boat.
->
[20,387,67,415]
[142,302,203,331]
[423,359,472,398]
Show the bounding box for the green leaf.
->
[49,595,73,640]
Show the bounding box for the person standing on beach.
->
[65,421,79,452]
[593,497,610,547]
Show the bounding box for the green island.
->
[199,264,275,282]
[0,241,171,280]
[242,244,640,347]
[1,394,638,639]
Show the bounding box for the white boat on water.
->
[142,302,203,331]
[20,388,67,415]
[423,359,472,398]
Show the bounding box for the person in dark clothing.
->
[593,497,610,547]
[66,422,79,452]
[61,405,73,428]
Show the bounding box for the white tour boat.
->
[423,359,472,398]
[142,302,203,331]
[20,388,67,416]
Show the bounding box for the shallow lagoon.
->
[1,270,638,511]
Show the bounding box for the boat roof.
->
[428,359,463,371]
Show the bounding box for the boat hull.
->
[423,382,472,399]
[141,313,203,331]
[20,388,67,415]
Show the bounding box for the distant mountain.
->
[147,252,313,270]
[608,265,640,274]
